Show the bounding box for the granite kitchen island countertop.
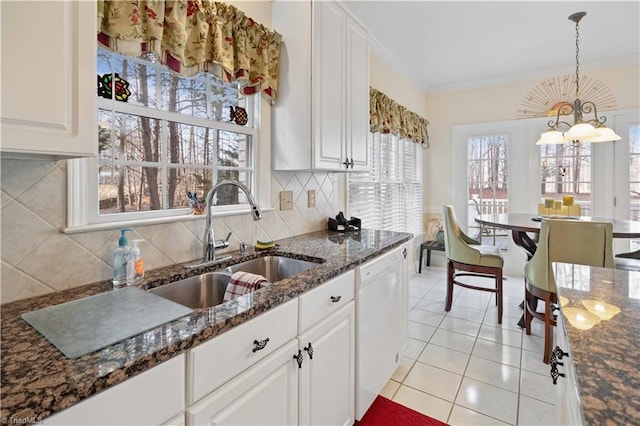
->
[553,262,640,425]
[1,229,412,422]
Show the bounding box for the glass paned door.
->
[615,120,640,251]
[467,135,509,249]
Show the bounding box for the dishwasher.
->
[355,246,406,420]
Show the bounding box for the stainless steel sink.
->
[149,256,321,309]
[225,256,322,282]
[148,272,232,309]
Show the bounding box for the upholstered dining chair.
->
[442,205,504,323]
[524,219,614,364]
[614,248,640,271]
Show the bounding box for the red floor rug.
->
[357,396,449,426]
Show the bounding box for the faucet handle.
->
[214,232,232,250]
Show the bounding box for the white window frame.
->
[66,66,272,233]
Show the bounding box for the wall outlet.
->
[307,190,316,208]
[279,190,293,211]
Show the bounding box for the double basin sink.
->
[149,256,322,309]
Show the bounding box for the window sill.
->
[63,207,275,234]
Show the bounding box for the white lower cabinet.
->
[297,301,355,426]
[555,313,583,425]
[44,354,185,425]
[187,340,299,426]
[186,271,356,426]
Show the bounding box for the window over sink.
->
[67,48,267,231]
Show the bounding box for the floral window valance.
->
[370,88,430,148]
[97,0,282,103]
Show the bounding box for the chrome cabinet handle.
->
[304,342,314,360]
[252,338,270,352]
[293,349,304,368]
[330,295,342,303]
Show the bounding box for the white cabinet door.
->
[271,0,369,172]
[312,0,346,170]
[44,354,185,426]
[298,301,355,426]
[346,18,370,171]
[187,340,298,426]
[0,1,96,159]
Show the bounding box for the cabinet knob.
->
[293,349,304,368]
[402,248,407,259]
[330,295,342,303]
[304,342,314,360]
[252,338,270,352]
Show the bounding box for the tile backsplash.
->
[0,159,336,304]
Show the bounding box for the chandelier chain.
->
[575,19,580,98]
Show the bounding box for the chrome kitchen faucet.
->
[188,180,262,268]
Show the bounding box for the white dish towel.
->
[223,271,269,302]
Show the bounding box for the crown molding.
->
[423,53,640,94]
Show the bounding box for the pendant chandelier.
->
[536,12,621,147]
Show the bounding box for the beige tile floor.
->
[380,266,563,425]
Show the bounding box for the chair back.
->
[526,219,614,292]
[442,205,480,264]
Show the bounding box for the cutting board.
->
[22,287,192,359]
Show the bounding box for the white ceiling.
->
[342,1,640,93]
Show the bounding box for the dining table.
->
[474,213,640,328]
[475,213,640,260]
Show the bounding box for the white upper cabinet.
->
[272,0,369,171]
[0,1,97,159]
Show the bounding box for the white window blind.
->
[348,133,423,235]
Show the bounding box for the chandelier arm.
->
[579,100,608,127]
[546,103,575,129]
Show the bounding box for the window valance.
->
[369,88,430,147]
[97,0,282,103]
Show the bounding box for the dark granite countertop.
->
[553,262,640,425]
[0,229,412,421]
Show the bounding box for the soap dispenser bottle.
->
[112,228,132,288]
[127,239,145,285]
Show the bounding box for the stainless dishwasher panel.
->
[355,247,404,420]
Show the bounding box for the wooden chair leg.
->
[419,245,424,273]
[445,260,454,311]
[496,270,503,324]
[524,285,532,336]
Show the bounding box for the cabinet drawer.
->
[187,299,298,404]
[298,270,354,333]
[44,354,184,425]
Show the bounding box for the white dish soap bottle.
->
[127,239,145,285]
[112,228,132,288]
